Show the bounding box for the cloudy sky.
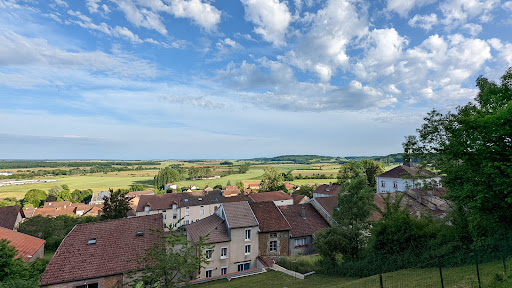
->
[0,0,511,159]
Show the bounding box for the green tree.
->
[361,160,385,188]
[336,162,363,184]
[130,226,211,287]
[236,180,244,190]
[0,239,48,287]
[70,189,93,203]
[226,180,231,186]
[47,185,63,197]
[22,189,47,207]
[154,168,182,191]
[213,184,223,190]
[238,163,250,174]
[403,68,512,235]
[130,184,145,191]
[260,167,285,192]
[315,177,375,260]
[57,189,71,201]
[101,189,133,220]
[294,185,315,198]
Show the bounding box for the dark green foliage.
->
[213,184,223,189]
[361,160,385,188]
[154,167,182,190]
[294,185,315,198]
[187,167,212,180]
[0,240,49,286]
[22,189,47,207]
[70,189,93,203]
[336,162,363,184]
[101,189,133,220]
[219,161,233,166]
[17,215,99,251]
[403,67,512,235]
[238,163,250,173]
[130,184,145,191]
[260,167,285,192]
[248,155,337,164]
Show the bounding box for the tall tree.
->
[361,160,385,188]
[259,167,285,192]
[154,168,182,190]
[23,189,47,207]
[403,68,512,235]
[101,189,133,220]
[336,161,363,184]
[130,226,211,287]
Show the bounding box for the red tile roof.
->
[126,190,155,197]
[279,204,329,238]
[40,214,163,286]
[33,207,77,217]
[43,201,72,209]
[0,227,45,260]
[378,165,436,179]
[0,206,23,230]
[249,202,291,232]
[224,195,252,203]
[249,191,291,202]
[314,197,338,215]
[187,214,229,244]
[222,202,258,228]
[285,183,294,190]
[314,184,341,197]
[136,193,179,212]
[222,189,241,197]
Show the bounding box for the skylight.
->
[87,238,97,245]
[136,230,145,237]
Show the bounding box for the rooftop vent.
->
[87,238,97,245]
[136,230,145,237]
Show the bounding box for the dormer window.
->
[87,238,97,245]
[136,230,145,237]
[144,206,150,213]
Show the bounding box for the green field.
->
[197,261,512,288]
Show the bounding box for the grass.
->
[43,251,55,261]
[196,261,512,288]
[291,169,337,177]
[290,179,338,186]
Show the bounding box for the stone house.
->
[249,201,291,257]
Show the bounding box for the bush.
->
[277,255,321,274]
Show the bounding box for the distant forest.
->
[248,153,405,165]
[0,161,160,170]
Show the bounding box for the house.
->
[249,201,291,257]
[376,164,441,194]
[249,191,293,206]
[126,190,155,213]
[71,203,103,217]
[135,190,224,229]
[0,227,45,261]
[164,183,177,191]
[0,205,24,230]
[40,214,163,288]
[224,195,252,203]
[222,188,241,197]
[248,183,260,190]
[43,201,72,209]
[90,191,111,204]
[279,204,330,256]
[284,182,295,191]
[313,183,341,198]
[23,207,36,218]
[33,207,77,217]
[187,201,259,279]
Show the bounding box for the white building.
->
[376,165,441,194]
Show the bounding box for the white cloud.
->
[488,38,512,68]
[111,0,167,35]
[462,23,482,36]
[282,0,368,82]
[86,0,100,13]
[504,1,512,11]
[168,0,221,31]
[54,0,68,7]
[440,0,500,28]
[386,0,436,17]
[408,13,438,30]
[240,0,292,46]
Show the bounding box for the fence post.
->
[379,274,383,288]
[438,258,444,288]
[475,252,481,288]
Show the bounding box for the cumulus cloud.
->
[111,0,168,34]
[504,1,512,11]
[408,13,438,30]
[240,0,292,46]
[86,0,110,14]
[282,0,368,82]
[386,0,436,17]
[168,0,221,31]
[440,0,500,28]
[462,23,482,36]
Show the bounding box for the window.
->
[381,181,386,188]
[173,214,177,219]
[270,232,277,238]
[393,181,398,188]
[144,206,150,213]
[75,284,98,288]
[237,262,251,272]
[245,243,251,255]
[245,228,251,241]
[221,266,228,275]
[205,269,212,278]
[220,247,228,258]
[200,209,204,215]
[163,214,166,220]
[172,204,177,210]
[185,210,190,216]
[269,241,277,252]
[184,220,190,225]
[205,249,213,260]
[294,238,307,247]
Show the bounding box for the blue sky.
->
[0,0,511,159]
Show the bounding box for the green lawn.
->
[196,261,512,288]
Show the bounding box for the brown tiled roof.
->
[314,197,338,215]
[370,194,385,221]
[33,207,77,217]
[378,165,436,179]
[187,214,229,244]
[43,201,72,209]
[285,183,294,190]
[222,189,240,197]
[249,191,291,202]
[224,186,239,191]
[40,214,163,286]
[314,184,341,196]
[279,204,329,238]
[178,191,209,207]
[224,195,252,203]
[126,190,155,197]
[205,190,224,205]
[249,202,291,232]
[0,227,45,260]
[136,193,179,212]
[222,202,258,228]
[83,206,103,217]
[291,194,308,205]
[23,207,36,218]
[0,206,23,230]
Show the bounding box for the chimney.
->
[403,147,412,167]
[301,205,306,219]
[329,182,332,187]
